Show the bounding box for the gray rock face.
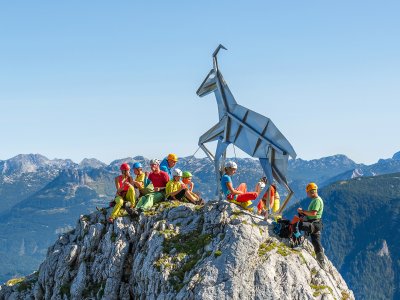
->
[0,201,354,300]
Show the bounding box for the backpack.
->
[273,218,305,249]
[273,219,292,238]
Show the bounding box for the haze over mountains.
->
[1,151,400,298]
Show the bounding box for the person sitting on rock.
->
[166,169,202,204]
[256,178,279,217]
[182,171,204,205]
[221,161,258,210]
[108,163,135,223]
[130,159,169,216]
[182,171,194,192]
[159,153,178,178]
[293,182,325,268]
[131,162,149,197]
[254,176,267,195]
[271,184,280,213]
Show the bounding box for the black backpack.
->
[273,219,292,238]
[273,218,305,248]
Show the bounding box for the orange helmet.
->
[306,182,318,192]
[167,153,178,162]
[120,163,130,171]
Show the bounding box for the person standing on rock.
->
[108,163,135,223]
[221,161,258,210]
[296,182,325,268]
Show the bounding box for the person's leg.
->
[236,183,247,193]
[235,183,258,202]
[125,186,136,208]
[310,232,323,254]
[236,192,258,202]
[311,231,325,268]
[152,192,165,205]
[110,196,124,219]
[173,189,186,201]
[135,192,164,211]
[301,221,325,267]
[135,194,147,210]
[184,190,198,203]
[273,198,280,213]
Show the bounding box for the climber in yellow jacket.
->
[166,169,203,204]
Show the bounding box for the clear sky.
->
[1,1,399,165]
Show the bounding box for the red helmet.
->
[120,163,130,171]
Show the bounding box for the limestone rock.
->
[0,201,354,300]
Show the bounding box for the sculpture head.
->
[196,69,217,98]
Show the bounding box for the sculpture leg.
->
[214,139,229,200]
[198,119,227,200]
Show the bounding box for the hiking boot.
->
[196,198,205,205]
[125,207,135,216]
[129,208,142,218]
[109,201,116,207]
[316,252,326,269]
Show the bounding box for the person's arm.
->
[167,182,184,198]
[297,208,318,217]
[189,182,194,192]
[169,187,184,197]
[115,176,130,194]
[226,181,242,195]
[298,197,321,216]
[132,174,145,189]
[115,176,120,191]
[255,183,261,195]
[132,180,144,189]
[297,199,319,216]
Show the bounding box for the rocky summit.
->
[0,201,354,300]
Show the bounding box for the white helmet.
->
[225,161,237,169]
[150,159,160,165]
[172,168,183,177]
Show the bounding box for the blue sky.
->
[1,1,399,165]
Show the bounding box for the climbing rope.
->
[232,144,243,186]
[186,146,202,165]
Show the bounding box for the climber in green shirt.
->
[297,182,325,269]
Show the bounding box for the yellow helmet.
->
[167,153,178,162]
[306,182,318,192]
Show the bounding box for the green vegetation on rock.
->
[154,229,213,291]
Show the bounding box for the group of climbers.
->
[220,160,280,215]
[108,154,204,223]
[220,160,326,268]
[108,156,326,268]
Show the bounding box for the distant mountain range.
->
[1,151,400,293]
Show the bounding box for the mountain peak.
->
[0,201,354,299]
[392,151,400,161]
[79,158,106,169]
[0,154,50,175]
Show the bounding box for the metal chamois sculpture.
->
[196,44,297,213]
